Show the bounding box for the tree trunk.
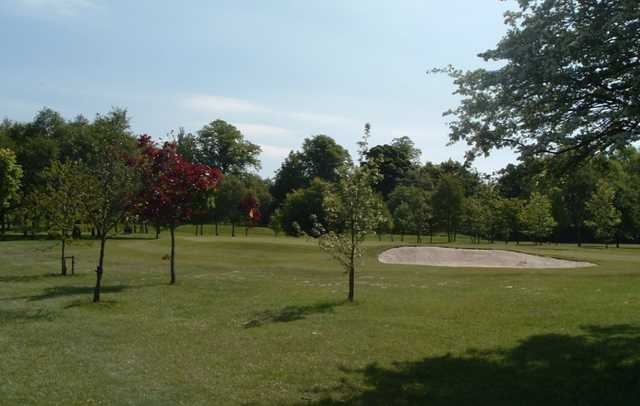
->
[231,222,235,237]
[215,221,219,236]
[348,227,356,302]
[400,232,404,242]
[93,236,106,303]
[1,209,5,235]
[61,238,67,276]
[155,224,160,240]
[170,225,176,284]
[577,225,582,247]
[348,265,355,302]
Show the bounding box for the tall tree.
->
[195,120,261,174]
[389,186,432,244]
[316,124,384,302]
[136,135,222,284]
[300,135,351,182]
[438,0,640,162]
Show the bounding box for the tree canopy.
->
[439,0,640,162]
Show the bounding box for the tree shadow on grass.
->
[303,324,640,405]
[1,285,130,302]
[244,300,346,329]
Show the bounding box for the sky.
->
[0,0,520,178]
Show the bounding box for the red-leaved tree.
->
[136,135,223,284]
[240,194,261,236]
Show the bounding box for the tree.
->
[216,175,247,237]
[366,140,419,198]
[270,151,308,205]
[281,178,331,235]
[585,180,622,248]
[389,186,433,244]
[269,208,283,237]
[392,203,413,242]
[520,192,557,244]
[433,175,464,242]
[136,135,222,284]
[462,196,487,244]
[500,198,525,244]
[271,135,350,206]
[37,161,88,275]
[0,148,23,234]
[316,124,384,302]
[300,135,351,182]
[83,110,139,302]
[195,120,261,174]
[438,0,640,162]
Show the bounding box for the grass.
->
[1,226,639,405]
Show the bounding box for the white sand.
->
[378,246,595,269]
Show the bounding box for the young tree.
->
[37,161,88,275]
[585,180,622,248]
[84,143,139,302]
[520,192,557,244]
[316,124,384,302]
[136,135,222,284]
[0,148,23,234]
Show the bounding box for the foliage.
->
[0,148,23,212]
[585,180,622,246]
[520,192,557,243]
[281,178,332,236]
[36,161,90,274]
[136,135,223,283]
[389,185,432,243]
[316,124,385,302]
[195,120,261,174]
[433,175,464,242]
[438,0,640,161]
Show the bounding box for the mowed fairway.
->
[1,229,640,405]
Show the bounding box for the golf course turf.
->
[1,227,639,405]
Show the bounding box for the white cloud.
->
[236,123,293,140]
[182,95,268,115]
[10,0,97,17]
[259,144,291,159]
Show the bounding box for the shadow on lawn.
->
[244,300,346,328]
[303,324,640,406]
[1,285,130,302]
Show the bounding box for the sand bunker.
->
[378,246,595,269]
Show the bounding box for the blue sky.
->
[0,0,519,177]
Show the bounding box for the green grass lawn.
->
[1,227,639,405]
